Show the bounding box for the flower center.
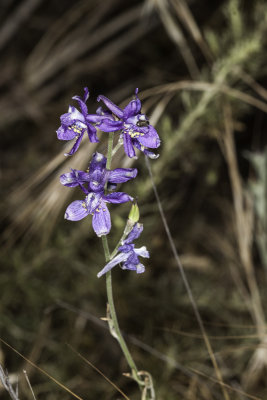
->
[124,126,145,138]
[94,206,107,213]
[131,132,144,138]
[68,124,83,135]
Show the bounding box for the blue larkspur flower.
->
[96,89,160,159]
[57,87,101,156]
[97,223,149,277]
[61,152,137,236]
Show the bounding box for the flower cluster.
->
[57,87,160,276]
[57,88,160,158]
[61,152,136,237]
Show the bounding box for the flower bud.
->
[128,203,139,223]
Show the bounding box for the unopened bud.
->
[128,203,139,223]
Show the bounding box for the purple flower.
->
[61,152,137,236]
[64,191,133,237]
[97,89,160,159]
[97,223,149,277]
[57,87,100,156]
[60,152,137,193]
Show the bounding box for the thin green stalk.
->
[101,132,142,388]
[105,132,114,171]
[112,138,123,157]
[102,235,140,384]
[110,219,134,259]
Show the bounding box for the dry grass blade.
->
[146,0,200,78]
[222,103,267,388]
[25,0,100,70]
[25,3,144,90]
[141,80,267,113]
[4,140,100,242]
[163,327,266,340]
[188,367,262,400]
[222,104,265,332]
[234,67,267,101]
[57,300,264,399]
[0,338,85,400]
[0,0,43,51]
[23,370,37,400]
[145,156,230,400]
[170,0,213,63]
[68,15,156,78]
[67,344,130,400]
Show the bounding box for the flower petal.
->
[88,169,106,192]
[103,192,133,204]
[136,125,160,149]
[97,252,129,278]
[89,152,107,173]
[122,251,139,270]
[97,95,124,118]
[97,119,123,132]
[96,106,113,117]
[92,202,111,237]
[136,264,145,273]
[87,107,114,123]
[72,87,89,115]
[118,243,134,253]
[108,168,137,183]
[135,246,150,258]
[85,192,101,213]
[64,133,84,156]
[121,262,145,273]
[133,140,159,159]
[124,223,143,244]
[123,132,136,158]
[64,200,89,221]
[86,123,99,143]
[60,169,90,187]
[123,97,141,119]
[86,114,101,124]
[57,126,76,140]
[61,107,85,126]
[142,148,159,159]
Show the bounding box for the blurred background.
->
[1,0,267,399]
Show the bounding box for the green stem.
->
[110,219,133,259]
[106,132,114,170]
[102,236,140,385]
[112,139,123,157]
[101,132,142,388]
